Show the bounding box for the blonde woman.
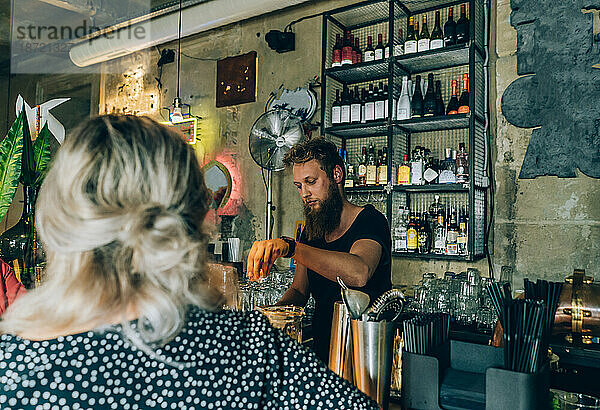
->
[0,115,377,409]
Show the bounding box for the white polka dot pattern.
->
[0,307,378,409]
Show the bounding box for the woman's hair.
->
[0,115,222,346]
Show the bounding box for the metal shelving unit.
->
[321,0,489,261]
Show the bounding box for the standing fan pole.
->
[266,168,273,240]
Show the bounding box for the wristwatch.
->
[279,236,296,258]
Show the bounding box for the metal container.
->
[351,318,395,409]
[329,301,353,383]
[554,269,600,341]
[259,305,304,343]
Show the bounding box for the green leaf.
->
[20,109,36,186]
[33,123,52,186]
[0,112,24,224]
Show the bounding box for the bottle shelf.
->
[325,120,389,138]
[394,113,470,132]
[393,183,469,193]
[325,59,390,84]
[345,185,386,193]
[394,43,471,74]
[392,251,480,261]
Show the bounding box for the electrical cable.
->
[180,52,219,61]
[284,11,324,32]
[176,0,183,100]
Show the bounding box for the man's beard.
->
[303,181,344,241]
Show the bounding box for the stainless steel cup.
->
[351,318,395,409]
[329,301,353,383]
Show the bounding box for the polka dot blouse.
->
[0,306,378,409]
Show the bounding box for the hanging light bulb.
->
[171,97,184,123]
[170,0,184,124]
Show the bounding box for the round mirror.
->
[202,160,232,209]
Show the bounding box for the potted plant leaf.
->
[0,109,53,288]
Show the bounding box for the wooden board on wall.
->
[216,51,257,108]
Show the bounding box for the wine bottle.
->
[331,89,341,124]
[341,31,353,65]
[430,11,444,49]
[423,73,436,116]
[374,82,385,120]
[332,34,342,67]
[397,76,411,120]
[444,7,457,46]
[456,4,469,44]
[446,79,459,115]
[361,88,367,123]
[384,35,390,59]
[418,212,432,254]
[375,33,385,60]
[394,28,404,56]
[350,34,357,64]
[351,86,362,124]
[364,35,375,62]
[354,37,362,63]
[411,75,424,118]
[417,15,430,52]
[340,85,351,124]
[378,146,388,185]
[405,16,418,54]
[410,146,424,185]
[457,208,468,256]
[364,84,375,122]
[366,142,377,186]
[458,73,469,113]
[434,80,445,116]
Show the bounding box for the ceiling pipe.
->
[69,0,311,67]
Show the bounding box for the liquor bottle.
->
[418,213,432,254]
[446,79,459,115]
[429,195,446,254]
[342,31,353,65]
[430,11,444,49]
[398,154,411,185]
[423,73,436,116]
[340,85,351,124]
[406,212,418,252]
[332,34,342,67]
[383,85,392,120]
[457,208,468,255]
[357,146,367,186]
[410,146,424,185]
[393,206,409,252]
[375,33,385,60]
[455,142,469,183]
[405,16,418,54]
[417,15,430,52]
[374,82,385,121]
[331,89,342,125]
[345,164,355,188]
[423,150,439,184]
[456,4,470,44]
[397,76,411,120]
[458,73,469,113]
[350,34,357,64]
[394,28,404,56]
[444,6,457,47]
[366,142,377,186]
[354,38,363,63]
[446,209,459,255]
[364,84,375,122]
[378,146,388,185]
[434,80,445,116]
[364,36,375,62]
[411,75,424,118]
[351,86,362,124]
[438,148,457,184]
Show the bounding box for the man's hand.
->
[246,238,289,281]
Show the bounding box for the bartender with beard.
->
[247,137,391,362]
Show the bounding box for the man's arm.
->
[246,238,382,287]
[275,264,309,307]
